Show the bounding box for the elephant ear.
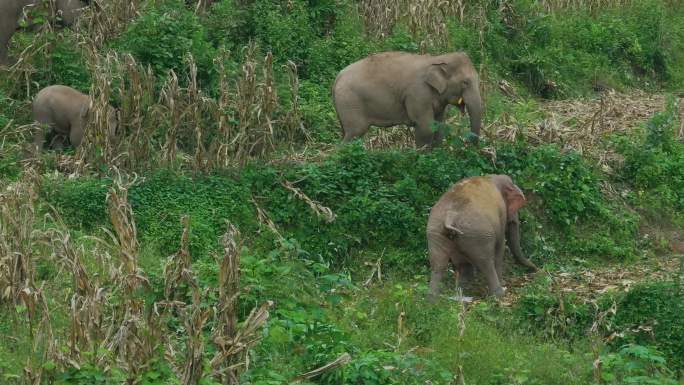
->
[426,63,448,94]
[503,183,526,218]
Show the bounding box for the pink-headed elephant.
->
[427,175,538,300]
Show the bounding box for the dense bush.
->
[473,0,684,96]
[115,0,215,83]
[46,139,641,274]
[611,281,684,371]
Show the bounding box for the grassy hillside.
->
[1,0,683,384]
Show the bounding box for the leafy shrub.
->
[506,144,605,225]
[611,281,684,371]
[45,178,110,230]
[306,6,374,83]
[204,0,252,50]
[116,0,215,83]
[466,0,684,96]
[615,96,684,223]
[600,344,681,385]
[251,0,316,70]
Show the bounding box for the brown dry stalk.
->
[364,126,414,150]
[210,222,272,384]
[76,0,141,48]
[76,50,118,171]
[39,219,108,361]
[283,61,310,144]
[251,197,284,240]
[210,301,273,383]
[290,353,352,383]
[164,215,197,300]
[540,0,634,13]
[589,301,618,383]
[281,181,336,223]
[4,27,53,99]
[359,0,464,50]
[0,169,39,306]
[179,295,212,385]
[211,50,234,168]
[102,170,161,381]
[455,287,467,339]
[234,44,281,161]
[396,310,407,350]
[115,54,158,170]
[106,169,142,288]
[19,283,59,385]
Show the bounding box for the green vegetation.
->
[1,0,683,384]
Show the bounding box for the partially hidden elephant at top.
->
[0,0,86,65]
[32,85,118,151]
[426,175,539,300]
[332,51,482,149]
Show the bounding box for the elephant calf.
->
[427,175,539,300]
[32,85,118,151]
[332,51,482,149]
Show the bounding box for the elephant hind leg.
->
[427,232,456,301]
[457,238,504,298]
[455,262,474,290]
[340,113,369,143]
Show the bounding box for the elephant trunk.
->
[463,88,482,137]
[505,218,539,272]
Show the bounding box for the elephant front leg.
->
[32,124,47,153]
[406,97,437,149]
[430,109,447,147]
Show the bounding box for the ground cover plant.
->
[1,0,684,384]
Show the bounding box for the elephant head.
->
[79,103,120,143]
[491,174,526,217]
[425,53,482,137]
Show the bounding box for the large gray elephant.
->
[0,0,86,65]
[32,85,118,151]
[426,175,538,300]
[332,51,482,149]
